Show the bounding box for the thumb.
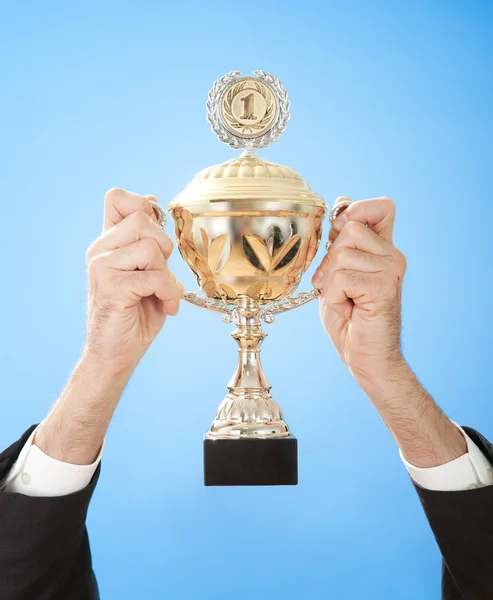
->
[331,197,396,242]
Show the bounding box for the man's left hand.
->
[312,196,407,385]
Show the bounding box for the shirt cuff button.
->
[20,472,31,485]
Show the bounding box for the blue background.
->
[1,1,492,598]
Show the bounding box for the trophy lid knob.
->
[207,71,290,151]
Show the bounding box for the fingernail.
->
[333,210,348,229]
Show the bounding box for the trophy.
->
[156,71,347,486]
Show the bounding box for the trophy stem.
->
[207,297,290,439]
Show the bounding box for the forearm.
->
[359,359,467,468]
[34,353,131,465]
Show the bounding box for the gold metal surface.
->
[169,70,327,440]
[220,77,278,139]
[170,155,326,304]
[209,297,289,438]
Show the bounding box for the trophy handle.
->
[183,292,237,324]
[150,201,167,227]
[328,198,352,223]
[261,290,320,323]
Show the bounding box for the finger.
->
[163,297,180,316]
[313,247,388,292]
[333,221,394,257]
[331,197,396,242]
[103,188,159,232]
[328,247,388,274]
[312,253,329,288]
[103,238,167,272]
[87,211,173,263]
[321,269,388,313]
[121,270,184,304]
[328,227,339,243]
[317,266,354,320]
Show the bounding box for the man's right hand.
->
[84,188,184,375]
[34,188,183,465]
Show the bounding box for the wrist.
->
[80,340,140,381]
[35,353,131,464]
[350,352,409,398]
[352,357,468,468]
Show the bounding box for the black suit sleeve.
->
[414,427,493,600]
[0,426,100,600]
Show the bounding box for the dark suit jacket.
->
[1,426,492,599]
[0,426,100,599]
[416,426,493,599]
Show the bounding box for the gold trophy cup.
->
[158,71,344,485]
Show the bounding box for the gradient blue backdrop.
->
[1,1,492,598]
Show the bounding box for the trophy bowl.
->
[165,71,335,486]
[169,155,326,304]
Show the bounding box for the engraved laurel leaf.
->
[180,239,211,276]
[200,228,209,259]
[215,282,237,300]
[242,234,272,272]
[265,225,284,257]
[246,280,271,300]
[271,234,302,271]
[208,233,230,274]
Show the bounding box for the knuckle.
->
[342,220,364,238]
[104,187,125,204]
[85,240,98,264]
[332,269,346,287]
[395,249,407,274]
[163,232,174,251]
[142,236,160,256]
[381,197,396,213]
[135,195,150,212]
[87,255,106,280]
[129,210,152,228]
[330,247,346,269]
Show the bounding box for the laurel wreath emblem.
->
[206,70,290,150]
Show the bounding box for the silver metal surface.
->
[207,70,290,151]
[149,200,167,227]
[329,199,352,224]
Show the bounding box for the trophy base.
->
[204,436,298,486]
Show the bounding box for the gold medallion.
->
[220,78,278,138]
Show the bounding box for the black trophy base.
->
[204,436,298,486]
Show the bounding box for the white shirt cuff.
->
[400,421,493,491]
[0,424,103,497]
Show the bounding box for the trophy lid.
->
[170,155,325,207]
[170,70,326,210]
